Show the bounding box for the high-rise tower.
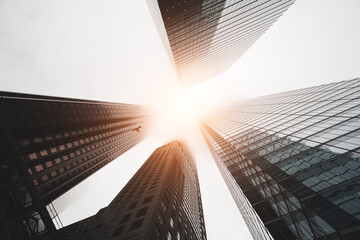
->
[201,78,360,239]
[0,92,148,239]
[147,0,296,86]
[60,141,207,240]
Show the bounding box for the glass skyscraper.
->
[0,92,148,239]
[59,141,207,240]
[147,0,296,86]
[201,78,360,239]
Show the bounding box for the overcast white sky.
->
[1,0,360,239]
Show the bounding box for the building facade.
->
[0,92,148,239]
[201,78,360,239]
[61,141,207,240]
[147,0,296,86]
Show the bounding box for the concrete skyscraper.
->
[147,0,296,86]
[201,78,360,239]
[59,141,207,240]
[0,92,148,239]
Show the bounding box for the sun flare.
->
[176,97,193,116]
[171,94,198,122]
[149,89,214,142]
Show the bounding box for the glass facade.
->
[148,0,296,86]
[201,78,360,239]
[0,91,148,239]
[61,141,207,240]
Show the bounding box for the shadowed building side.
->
[59,141,207,240]
[0,92,149,239]
[202,126,274,240]
[201,78,360,239]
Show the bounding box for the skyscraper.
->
[147,0,296,86]
[201,78,360,239]
[60,141,207,240]
[0,92,148,239]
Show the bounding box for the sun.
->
[167,92,202,132]
[176,97,193,116]
[171,93,198,122]
[149,90,207,142]
[147,80,223,144]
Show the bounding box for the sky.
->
[1,0,360,239]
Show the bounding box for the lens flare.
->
[149,90,207,143]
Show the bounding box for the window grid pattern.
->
[60,141,206,240]
[152,0,295,86]
[201,78,360,239]
[0,91,148,239]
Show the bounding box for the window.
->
[161,201,167,212]
[120,213,131,223]
[21,139,30,146]
[129,201,137,209]
[167,231,172,240]
[170,217,174,228]
[177,232,181,240]
[136,207,148,218]
[112,226,124,237]
[157,212,164,225]
[35,165,43,172]
[154,226,161,240]
[41,175,49,182]
[129,219,143,231]
[143,196,153,204]
[28,153,37,160]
